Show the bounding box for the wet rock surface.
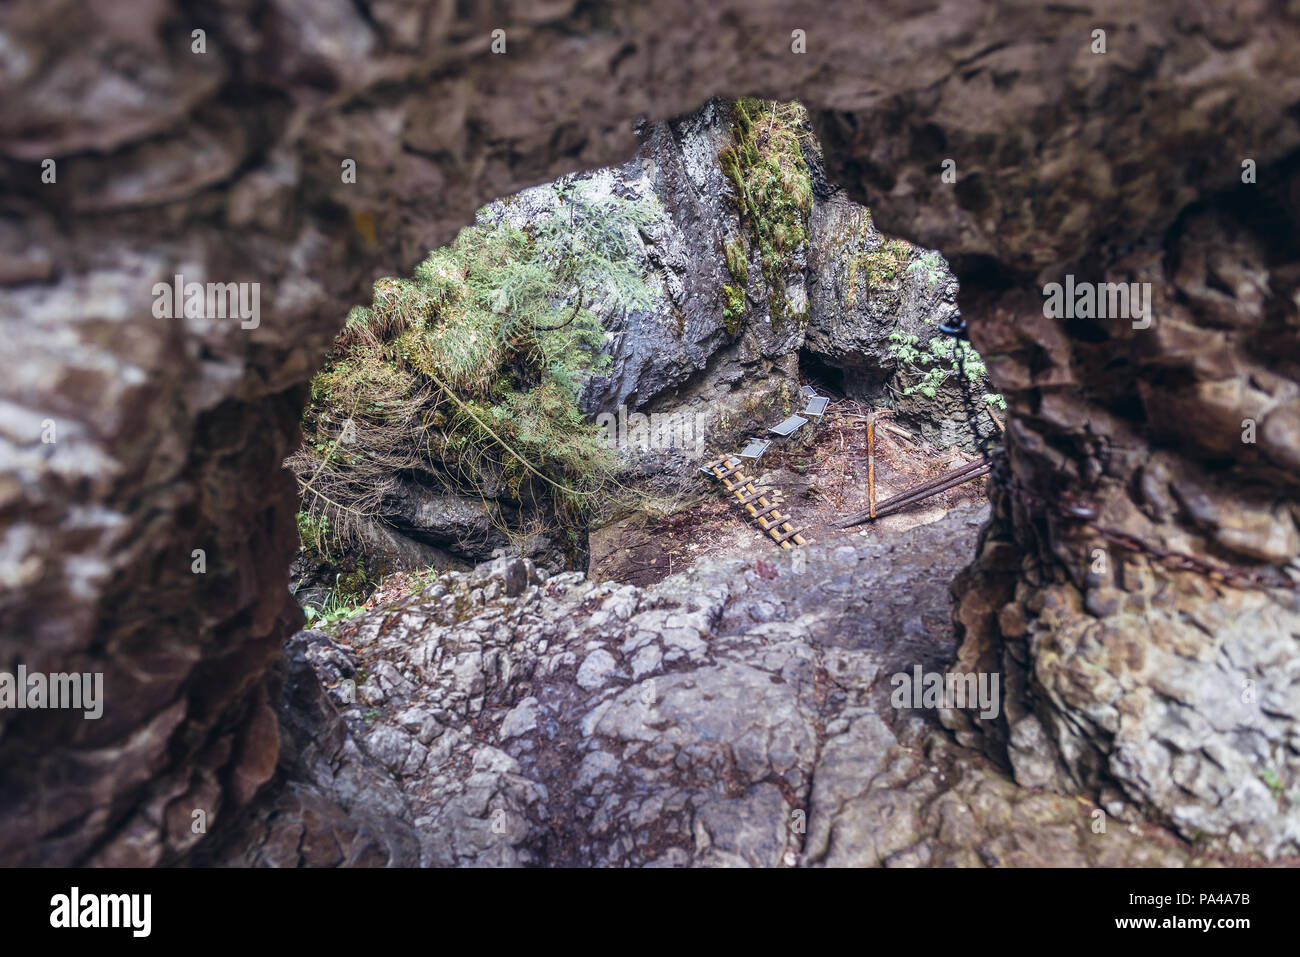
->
[570,99,805,425]
[488,98,811,489]
[193,630,422,867]
[215,509,1225,867]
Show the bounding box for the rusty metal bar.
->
[867,414,876,519]
[835,461,990,529]
[869,463,989,519]
[864,458,987,515]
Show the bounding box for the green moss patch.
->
[720,99,813,331]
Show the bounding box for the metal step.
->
[803,396,829,417]
[769,415,808,437]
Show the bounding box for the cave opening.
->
[797,347,846,396]
[9,5,1300,874]
[285,97,1004,613]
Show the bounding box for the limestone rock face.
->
[806,194,948,390]
[192,630,422,867]
[495,97,992,482]
[575,99,805,422]
[4,0,1300,864]
[946,192,1300,858]
[478,97,807,485]
[804,190,996,450]
[381,483,514,559]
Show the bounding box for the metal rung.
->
[769,415,808,437]
[803,396,829,417]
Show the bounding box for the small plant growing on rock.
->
[905,250,946,289]
[845,236,913,306]
[1261,768,1287,803]
[723,283,747,335]
[723,235,748,286]
[888,328,1002,410]
[302,571,370,627]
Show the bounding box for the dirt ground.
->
[589,390,993,587]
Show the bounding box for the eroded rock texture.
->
[216,512,1214,867]
[803,188,997,451]
[946,181,1300,857]
[2,1,1299,863]
[490,97,807,490]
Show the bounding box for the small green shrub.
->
[905,250,946,289]
[888,325,1003,410]
[723,236,748,286]
[1261,768,1288,804]
[293,178,666,549]
[723,284,747,335]
[296,510,331,557]
[301,565,372,627]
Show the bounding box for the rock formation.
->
[203,510,1219,867]
[3,1,1299,864]
[301,95,972,582]
[803,188,995,450]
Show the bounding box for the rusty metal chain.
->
[1089,524,1296,592]
[938,315,995,467]
[939,318,1294,592]
[1002,478,1297,593]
